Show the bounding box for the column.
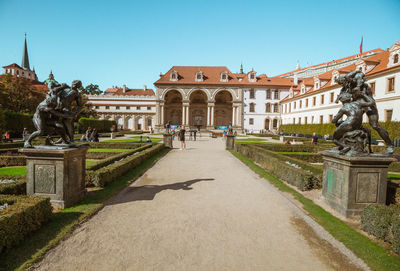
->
[144,115,148,130]
[185,105,189,126]
[182,102,189,126]
[207,106,211,126]
[232,106,236,126]
[160,104,164,125]
[211,104,215,127]
[156,103,160,125]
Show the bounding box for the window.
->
[330,92,334,103]
[249,118,254,125]
[105,106,110,109]
[136,106,141,110]
[298,117,301,124]
[266,89,271,99]
[197,73,202,80]
[274,90,279,100]
[147,106,151,110]
[311,116,314,124]
[95,106,99,109]
[320,115,323,123]
[329,114,333,122]
[221,74,227,80]
[320,95,324,105]
[385,109,393,122]
[305,99,309,107]
[394,54,399,64]
[273,104,278,113]
[249,89,255,99]
[289,103,291,113]
[370,82,376,96]
[313,97,316,106]
[250,73,255,80]
[293,118,295,124]
[299,100,302,108]
[387,77,395,92]
[220,71,228,82]
[249,103,255,112]
[284,104,287,113]
[116,106,120,110]
[266,103,271,112]
[170,70,178,81]
[195,71,203,81]
[294,102,296,109]
[126,106,130,110]
[304,116,308,124]
[147,118,152,127]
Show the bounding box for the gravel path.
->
[35,137,369,271]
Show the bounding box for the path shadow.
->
[109,178,214,205]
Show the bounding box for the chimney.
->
[293,72,298,85]
[144,85,147,90]
[123,84,126,93]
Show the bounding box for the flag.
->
[360,36,363,55]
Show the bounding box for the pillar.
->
[182,101,189,127]
[207,106,211,126]
[232,106,236,126]
[210,104,214,126]
[160,103,164,125]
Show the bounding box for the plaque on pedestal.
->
[19,146,89,209]
[321,151,396,217]
[163,134,173,148]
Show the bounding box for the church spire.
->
[21,33,30,71]
[240,63,244,74]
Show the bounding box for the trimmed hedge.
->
[0,176,26,195]
[86,144,165,187]
[0,195,52,253]
[3,111,35,138]
[86,144,152,171]
[0,142,24,149]
[0,155,26,167]
[361,204,400,254]
[388,180,400,205]
[76,142,145,149]
[86,152,120,160]
[280,122,400,140]
[0,148,19,155]
[235,144,321,190]
[278,152,323,163]
[78,118,116,133]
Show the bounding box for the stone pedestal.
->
[163,134,173,148]
[111,132,116,139]
[321,151,396,217]
[226,135,235,150]
[20,146,89,209]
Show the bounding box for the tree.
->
[79,84,103,95]
[0,74,44,113]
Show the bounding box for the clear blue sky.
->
[1,0,399,91]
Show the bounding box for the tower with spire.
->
[22,33,31,71]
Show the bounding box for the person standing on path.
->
[193,129,197,141]
[179,126,186,150]
[312,132,318,144]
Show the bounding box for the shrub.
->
[361,204,397,242]
[0,175,26,195]
[86,144,164,187]
[86,152,120,160]
[78,117,116,133]
[235,144,321,190]
[280,122,400,141]
[3,111,35,138]
[387,180,400,205]
[393,215,400,254]
[0,142,24,149]
[278,152,323,163]
[0,195,52,253]
[0,148,19,154]
[76,142,145,149]
[0,155,26,167]
[86,144,152,171]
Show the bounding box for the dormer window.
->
[220,71,228,82]
[394,54,399,64]
[314,77,320,90]
[388,42,400,67]
[170,70,178,81]
[248,70,257,82]
[301,84,306,94]
[195,70,203,82]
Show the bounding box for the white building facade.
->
[87,86,156,131]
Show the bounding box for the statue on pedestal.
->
[165,120,171,134]
[24,80,83,148]
[332,71,394,155]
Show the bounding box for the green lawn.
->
[235,141,279,145]
[85,160,96,165]
[234,138,267,141]
[277,151,316,155]
[230,150,400,271]
[388,173,400,180]
[0,148,170,271]
[0,166,26,175]
[88,148,131,152]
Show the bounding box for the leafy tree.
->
[0,74,44,113]
[79,84,103,95]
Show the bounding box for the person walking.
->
[91,128,99,142]
[189,130,193,141]
[179,126,186,150]
[311,132,318,144]
[85,127,92,142]
[193,129,197,141]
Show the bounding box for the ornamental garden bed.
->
[0,195,52,253]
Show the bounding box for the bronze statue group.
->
[24,80,83,148]
[332,70,394,155]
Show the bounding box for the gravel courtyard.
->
[34,137,369,271]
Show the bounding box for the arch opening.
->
[189,90,208,129]
[214,90,233,127]
[164,90,183,126]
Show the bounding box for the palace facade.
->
[279,42,400,125]
[87,85,156,131]
[153,66,294,132]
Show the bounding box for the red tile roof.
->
[155,66,294,88]
[2,63,23,69]
[105,88,155,96]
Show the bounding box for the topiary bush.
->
[392,215,400,254]
[0,175,26,195]
[0,155,26,167]
[86,144,164,187]
[78,117,117,133]
[361,204,397,242]
[0,195,52,253]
